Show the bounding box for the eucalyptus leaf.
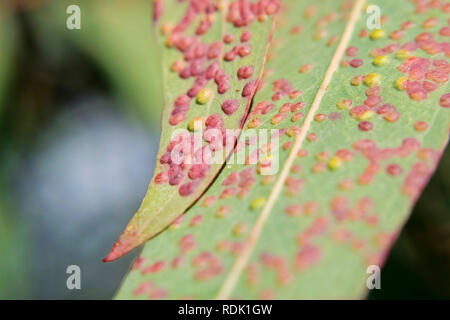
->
[114,0,450,299]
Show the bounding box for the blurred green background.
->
[0,0,448,299]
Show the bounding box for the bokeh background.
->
[0,0,448,299]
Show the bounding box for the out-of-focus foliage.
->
[0,190,30,299]
[28,0,163,127]
[0,3,16,111]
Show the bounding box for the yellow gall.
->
[394,76,407,90]
[358,110,374,121]
[370,29,385,39]
[196,88,213,104]
[250,197,266,210]
[373,55,389,66]
[328,156,342,170]
[396,49,411,60]
[188,117,203,132]
[364,73,381,87]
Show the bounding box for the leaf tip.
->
[103,231,141,262]
[102,243,127,263]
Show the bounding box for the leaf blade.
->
[116,0,450,299]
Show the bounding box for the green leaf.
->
[0,5,16,112]
[115,0,450,299]
[105,0,279,261]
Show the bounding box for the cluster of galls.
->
[397,56,449,102]
[153,0,282,198]
[165,0,280,127]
